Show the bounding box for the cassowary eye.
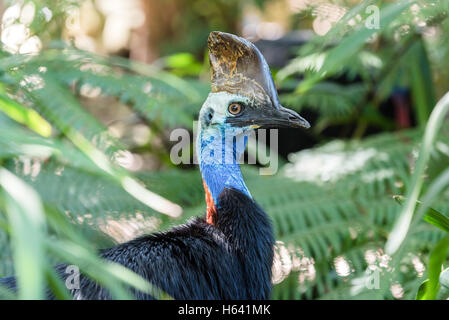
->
[228,103,243,115]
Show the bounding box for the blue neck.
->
[198,127,251,206]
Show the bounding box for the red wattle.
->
[203,180,217,225]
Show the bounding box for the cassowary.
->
[0,31,309,299]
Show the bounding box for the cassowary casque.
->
[0,31,309,299]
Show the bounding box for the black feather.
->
[0,188,274,300]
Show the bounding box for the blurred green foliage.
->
[0,0,449,300]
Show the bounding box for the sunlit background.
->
[0,0,449,300]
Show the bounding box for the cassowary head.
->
[198,31,310,134]
[197,31,311,212]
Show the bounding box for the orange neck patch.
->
[203,180,217,225]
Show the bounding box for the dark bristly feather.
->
[1,189,274,299]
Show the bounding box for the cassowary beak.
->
[208,31,310,130]
[254,105,310,129]
[226,104,310,129]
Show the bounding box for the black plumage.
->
[1,189,274,299]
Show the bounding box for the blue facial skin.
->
[197,115,252,207]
